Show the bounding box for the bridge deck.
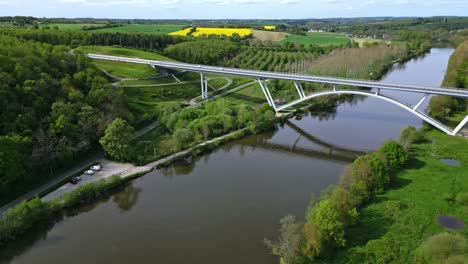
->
[88,54,468,98]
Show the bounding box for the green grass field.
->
[280,32,350,46]
[77,46,175,79]
[92,24,185,34]
[77,45,174,61]
[93,59,157,79]
[330,128,468,263]
[224,82,265,106]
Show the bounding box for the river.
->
[0,48,454,264]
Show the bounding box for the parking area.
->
[42,159,144,202]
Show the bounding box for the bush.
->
[351,154,389,198]
[415,233,467,263]
[399,126,422,149]
[428,96,459,119]
[378,141,409,169]
[0,198,49,246]
[455,192,468,206]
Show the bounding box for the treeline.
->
[428,39,468,120]
[164,39,240,65]
[0,28,187,51]
[82,23,123,31]
[0,35,130,202]
[266,136,413,264]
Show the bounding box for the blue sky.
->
[0,0,466,19]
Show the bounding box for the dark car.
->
[70,176,82,185]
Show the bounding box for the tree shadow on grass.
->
[226,93,265,104]
[345,197,395,248]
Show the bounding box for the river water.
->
[0,48,454,264]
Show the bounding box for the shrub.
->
[428,96,459,119]
[378,141,409,169]
[415,233,467,263]
[399,126,421,149]
[455,192,468,206]
[0,198,49,246]
[351,154,389,197]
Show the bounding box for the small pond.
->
[439,159,461,166]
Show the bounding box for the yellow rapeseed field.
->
[170,27,252,37]
[169,28,192,36]
[263,26,276,30]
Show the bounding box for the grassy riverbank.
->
[328,128,468,263]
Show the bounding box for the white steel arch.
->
[276,90,468,136]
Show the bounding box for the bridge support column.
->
[200,73,208,100]
[294,81,306,99]
[413,94,429,111]
[258,78,276,110]
[333,85,337,92]
[375,88,381,95]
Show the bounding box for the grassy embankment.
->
[280,32,350,46]
[328,128,468,263]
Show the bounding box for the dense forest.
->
[0,29,187,51]
[0,35,130,200]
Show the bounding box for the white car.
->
[90,164,102,171]
[84,170,95,175]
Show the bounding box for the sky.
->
[0,0,466,19]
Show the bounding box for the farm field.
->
[229,48,320,72]
[280,32,350,46]
[353,37,395,47]
[91,24,185,34]
[170,27,252,37]
[252,29,289,42]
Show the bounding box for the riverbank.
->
[328,127,468,263]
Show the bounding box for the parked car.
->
[84,170,95,175]
[71,176,82,184]
[90,164,102,171]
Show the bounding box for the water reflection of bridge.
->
[242,120,368,163]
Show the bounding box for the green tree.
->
[310,198,347,247]
[265,215,304,264]
[0,135,31,193]
[378,141,409,169]
[99,118,135,161]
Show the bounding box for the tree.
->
[415,233,467,263]
[0,135,31,193]
[428,95,459,119]
[399,126,420,149]
[310,198,347,247]
[265,215,304,264]
[99,118,135,161]
[378,141,409,169]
